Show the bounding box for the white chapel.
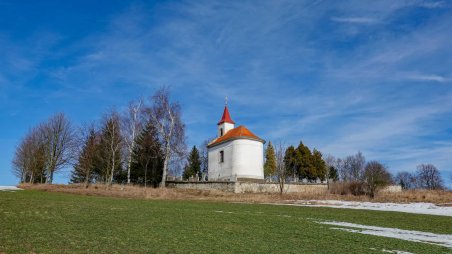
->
[207,105,265,181]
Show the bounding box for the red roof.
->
[208,125,264,148]
[217,106,235,125]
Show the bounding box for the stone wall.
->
[166,181,328,194]
[381,185,403,193]
[166,181,236,192]
[235,182,328,194]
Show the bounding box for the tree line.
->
[12,87,186,188]
[264,141,327,183]
[395,164,445,190]
[12,87,448,193]
[263,142,446,197]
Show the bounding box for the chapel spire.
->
[218,105,235,125]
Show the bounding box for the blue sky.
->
[1,0,451,187]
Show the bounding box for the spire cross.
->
[225,96,228,106]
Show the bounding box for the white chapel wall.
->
[208,141,233,181]
[208,138,264,181]
[231,139,264,179]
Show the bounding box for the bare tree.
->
[363,161,392,198]
[350,152,365,181]
[100,111,123,186]
[275,142,287,194]
[12,132,33,183]
[324,154,336,171]
[121,99,143,184]
[340,156,352,181]
[416,164,444,190]
[40,113,76,184]
[394,171,416,190]
[12,127,46,183]
[340,152,365,182]
[336,158,345,181]
[199,138,211,181]
[146,87,186,187]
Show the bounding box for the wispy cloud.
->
[405,73,450,83]
[331,17,379,24]
[417,1,446,9]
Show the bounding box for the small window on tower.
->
[220,128,223,136]
[219,151,224,163]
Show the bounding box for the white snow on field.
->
[371,248,414,254]
[0,186,22,191]
[316,220,452,249]
[282,200,452,217]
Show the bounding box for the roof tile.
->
[208,125,264,147]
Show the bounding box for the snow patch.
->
[282,200,452,217]
[381,249,414,254]
[214,210,233,214]
[317,220,452,249]
[277,214,292,218]
[370,247,414,254]
[0,186,22,191]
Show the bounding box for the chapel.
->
[207,105,265,181]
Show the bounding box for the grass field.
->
[0,190,451,253]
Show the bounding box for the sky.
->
[1,0,451,187]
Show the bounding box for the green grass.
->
[0,190,451,253]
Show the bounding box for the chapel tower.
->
[217,106,235,137]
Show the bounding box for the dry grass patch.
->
[373,189,452,204]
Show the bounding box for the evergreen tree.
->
[284,146,297,180]
[284,141,329,182]
[295,142,313,180]
[328,166,339,181]
[182,163,190,180]
[311,149,327,181]
[183,146,201,180]
[70,128,98,187]
[264,142,277,179]
[130,121,163,187]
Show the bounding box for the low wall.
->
[381,185,403,193]
[235,182,328,194]
[166,181,236,192]
[166,181,328,194]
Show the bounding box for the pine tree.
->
[264,142,277,179]
[284,146,297,180]
[296,142,313,180]
[182,163,190,180]
[328,166,339,181]
[183,146,201,180]
[311,149,327,181]
[130,121,163,187]
[70,128,98,187]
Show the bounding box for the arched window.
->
[220,128,223,136]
